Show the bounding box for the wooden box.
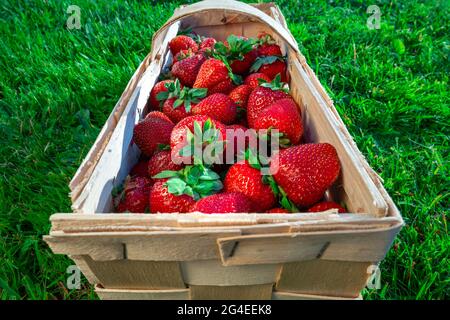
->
[44,0,403,300]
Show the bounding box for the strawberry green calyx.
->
[212,53,243,85]
[257,34,277,46]
[180,119,225,165]
[214,35,256,62]
[263,126,291,148]
[258,74,289,93]
[153,165,223,200]
[157,79,207,112]
[250,55,285,73]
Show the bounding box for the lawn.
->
[0,0,448,300]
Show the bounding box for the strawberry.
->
[148,150,183,180]
[149,179,196,213]
[257,60,287,82]
[308,201,346,213]
[190,192,252,213]
[257,43,282,57]
[191,93,237,125]
[193,58,230,92]
[207,77,236,95]
[247,75,290,127]
[149,80,173,110]
[244,73,271,89]
[169,35,198,56]
[266,208,289,213]
[170,115,227,166]
[172,53,206,87]
[145,110,171,122]
[225,125,255,162]
[229,84,253,109]
[115,176,152,213]
[150,165,223,213]
[224,161,276,212]
[214,35,257,75]
[163,98,194,123]
[133,111,174,157]
[269,143,341,207]
[253,98,303,146]
[160,80,207,123]
[200,37,216,51]
[130,160,149,178]
[251,36,287,81]
[172,48,195,65]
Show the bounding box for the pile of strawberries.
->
[113,32,346,214]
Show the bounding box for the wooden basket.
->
[44,1,403,300]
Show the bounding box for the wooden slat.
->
[45,230,242,261]
[189,284,273,300]
[217,224,401,266]
[181,260,281,286]
[272,291,362,300]
[276,260,372,298]
[95,286,190,300]
[84,257,186,289]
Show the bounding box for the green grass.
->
[0,0,448,300]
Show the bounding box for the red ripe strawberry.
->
[230,49,257,75]
[172,53,206,87]
[170,115,227,165]
[159,80,207,123]
[149,179,196,213]
[200,37,216,51]
[229,84,253,109]
[244,73,271,88]
[115,176,152,213]
[145,110,171,122]
[191,93,237,125]
[149,80,173,110]
[247,81,290,128]
[169,35,198,56]
[270,143,341,207]
[215,35,257,75]
[224,161,276,212]
[266,208,289,213]
[170,115,227,150]
[133,112,174,157]
[253,98,303,145]
[190,192,252,213]
[193,58,230,92]
[163,98,193,123]
[258,60,287,82]
[148,150,182,179]
[207,77,236,95]
[308,201,346,213]
[257,43,282,57]
[225,125,255,161]
[130,160,149,177]
[172,49,194,65]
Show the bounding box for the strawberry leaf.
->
[250,55,280,73]
[245,148,261,170]
[152,170,179,179]
[165,178,187,195]
[156,91,170,101]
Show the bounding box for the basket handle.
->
[151,0,300,60]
